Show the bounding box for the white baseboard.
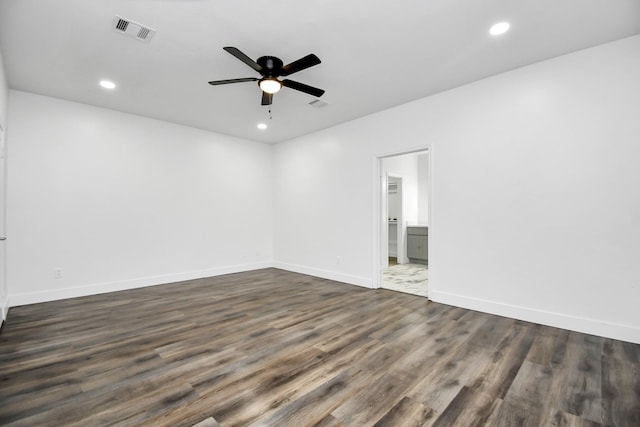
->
[9,261,274,307]
[273,261,373,289]
[9,262,637,344]
[0,293,8,328]
[429,289,640,345]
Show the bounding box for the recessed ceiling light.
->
[257,123,267,130]
[99,80,116,89]
[489,22,510,36]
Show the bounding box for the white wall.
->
[7,91,273,305]
[274,35,640,344]
[0,46,8,324]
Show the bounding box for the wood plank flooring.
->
[0,268,638,426]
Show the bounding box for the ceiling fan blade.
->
[223,47,263,73]
[208,77,258,85]
[281,54,321,76]
[282,79,325,97]
[261,91,273,106]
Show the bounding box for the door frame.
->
[372,146,431,290]
[0,120,7,324]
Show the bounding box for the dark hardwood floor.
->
[0,268,638,426]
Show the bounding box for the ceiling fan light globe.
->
[259,78,282,94]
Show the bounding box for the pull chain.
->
[269,108,273,120]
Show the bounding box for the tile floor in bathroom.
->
[381,259,428,297]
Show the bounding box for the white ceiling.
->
[1,1,639,143]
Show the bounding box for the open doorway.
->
[376,149,429,297]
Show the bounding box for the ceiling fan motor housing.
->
[257,56,284,76]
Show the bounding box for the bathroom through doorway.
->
[378,149,429,297]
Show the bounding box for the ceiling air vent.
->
[112,16,156,43]
[309,99,329,108]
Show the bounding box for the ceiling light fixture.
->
[257,123,268,130]
[489,22,510,36]
[99,80,116,89]
[258,78,282,94]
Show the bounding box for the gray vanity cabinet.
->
[407,226,428,264]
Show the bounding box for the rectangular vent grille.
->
[137,27,151,40]
[115,18,128,32]
[309,99,329,108]
[112,16,156,42]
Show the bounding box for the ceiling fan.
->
[208,47,325,106]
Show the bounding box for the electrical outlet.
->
[54,268,63,279]
[336,256,341,265]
